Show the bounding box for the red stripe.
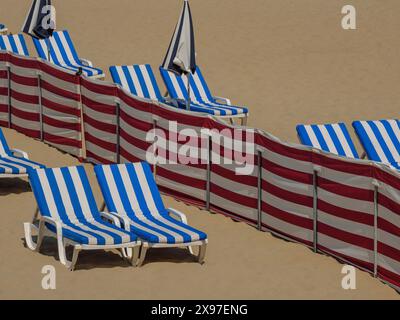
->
[263,180,313,207]
[318,222,374,250]
[41,80,80,101]
[155,146,207,170]
[86,150,115,165]
[11,123,40,139]
[262,202,313,230]
[375,168,400,191]
[0,120,8,127]
[11,106,39,121]
[9,55,38,69]
[11,89,38,104]
[82,95,116,115]
[154,105,209,128]
[318,177,373,201]
[84,113,116,134]
[261,223,313,247]
[120,127,151,151]
[10,72,38,86]
[0,70,7,78]
[44,132,81,148]
[212,183,257,209]
[43,115,80,131]
[120,147,143,163]
[378,266,400,289]
[318,199,373,225]
[378,241,400,264]
[157,166,206,190]
[262,157,313,185]
[42,97,80,117]
[318,245,374,272]
[86,132,116,153]
[81,78,117,96]
[0,104,8,113]
[40,63,79,84]
[211,163,257,186]
[0,87,9,95]
[119,90,153,113]
[379,192,400,215]
[159,185,205,208]
[120,108,153,131]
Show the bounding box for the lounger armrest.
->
[213,96,231,106]
[0,28,8,35]
[167,208,188,225]
[80,58,93,67]
[9,149,29,160]
[102,212,131,231]
[40,216,63,234]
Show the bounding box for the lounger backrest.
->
[109,65,163,102]
[0,128,10,156]
[33,30,81,65]
[94,162,166,218]
[29,166,100,223]
[159,66,213,104]
[297,123,359,158]
[0,33,29,56]
[353,119,400,166]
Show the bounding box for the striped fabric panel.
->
[33,30,103,77]
[0,66,8,127]
[353,120,400,169]
[0,34,29,56]
[94,162,207,244]
[29,166,135,245]
[0,128,10,156]
[297,123,359,159]
[109,65,163,102]
[159,67,248,116]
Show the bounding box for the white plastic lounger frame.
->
[0,26,7,35]
[24,166,141,271]
[95,162,208,267]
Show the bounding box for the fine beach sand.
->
[1,0,400,299]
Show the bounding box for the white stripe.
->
[304,126,321,149]
[0,158,26,173]
[115,67,129,90]
[139,65,157,100]
[376,121,400,163]
[332,123,355,158]
[13,35,25,55]
[169,72,186,100]
[127,66,144,97]
[360,121,390,163]
[318,125,338,154]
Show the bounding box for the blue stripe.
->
[160,68,178,99]
[297,125,313,147]
[18,34,29,56]
[94,165,118,213]
[0,36,6,51]
[109,66,122,88]
[195,67,214,102]
[368,121,395,164]
[29,169,52,218]
[325,124,346,156]
[122,66,137,95]
[62,30,81,65]
[133,65,150,99]
[145,64,163,101]
[7,35,19,55]
[339,123,359,158]
[311,125,329,152]
[0,129,10,155]
[353,121,381,161]
[381,120,400,159]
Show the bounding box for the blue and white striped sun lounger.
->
[353,119,400,170]
[159,66,248,123]
[0,128,45,177]
[33,30,104,79]
[109,64,164,102]
[24,166,141,270]
[296,123,359,158]
[0,33,29,56]
[94,162,208,266]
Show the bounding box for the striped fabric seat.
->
[29,166,137,246]
[297,123,359,158]
[0,33,29,56]
[159,66,248,116]
[32,30,104,78]
[0,128,44,174]
[353,119,400,169]
[109,65,164,102]
[95,162,207,244]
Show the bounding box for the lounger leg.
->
[197,242,207,264]
[137,243,149,267]
[187,246,194,255]
[130,244,140,267]
[68,247,81,272]
[242,115,248,127]
[24,220,45,252]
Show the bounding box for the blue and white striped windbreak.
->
[22,0,55,39]
[95,163,207,244]
[162,0,196,75]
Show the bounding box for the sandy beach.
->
[0,0,399,299]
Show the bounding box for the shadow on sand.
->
[22,236,199,270]
[0,178,31,195]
